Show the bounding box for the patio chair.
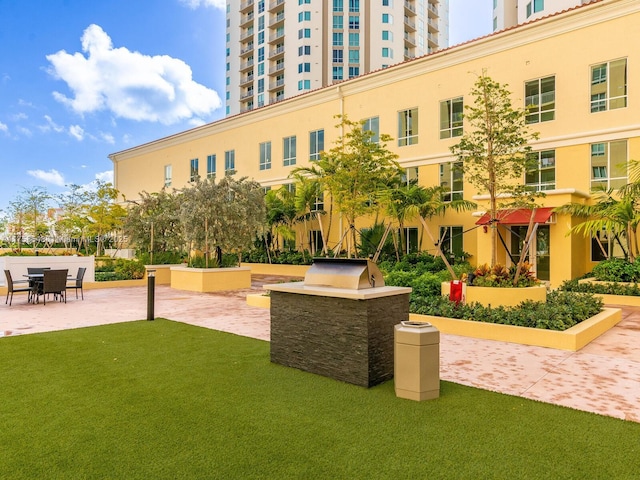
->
[4,270,33,306]
[38,269,68,305]
[67,267,86,300]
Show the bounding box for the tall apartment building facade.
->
[493,0,590,30]
[225,0,449,116]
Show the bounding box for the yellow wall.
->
[110,0,640,287]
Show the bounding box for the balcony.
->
[427,17,439,34]
[240,44,254,57]
[270,91,285,103]
[427,32,439,49]
[404,17,416,32]
[268,45,285,60]
[404,1,416,16]
[268,0,284,12]
[268,77,285,91]
[240,59,255,72]
[240,74,254,87]
[269,30,285,43]
[240,0,254,13]
[404,32,416,47]
[269,63,285,75]
[269,11,285,28]
[240,12,254,28]
[428,2,439,18]
[240,90,254,100]
[240,30,255,41]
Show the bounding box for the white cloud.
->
[10,112,28,121]
[17,126,32,137]
[69,124,84,141]
[27,169,66,187]
[39,115,65,133]
[0,122,7,133]
[179,0,225,9]
[46,24,222,125]
[95,171,113,183]
[99,131,115,144]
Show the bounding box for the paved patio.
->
[2,275,639,423]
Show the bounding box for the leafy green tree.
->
[8,187,51,252]
[450,73,540,267]
[292,175,326,256]
[85,181,127,257]
[124,189,184,263]
[293,115,402,257]
[180,176,265,267]
[56,184,93,252]
[265,186,297,257]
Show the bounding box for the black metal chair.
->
[67,267,86,300]
[4,270,32,306]
[38,269,68,305]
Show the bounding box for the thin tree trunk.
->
[419,216,457,280]
[513,209,537,286]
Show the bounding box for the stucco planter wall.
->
[241,262,309,277]
[170,266,251,292]
[144,264,185,285]
[410,308,622,351]
[0,255,95,286]
[578,278,640,306]
[441,282,547,307]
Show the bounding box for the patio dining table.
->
[23,272,71,304]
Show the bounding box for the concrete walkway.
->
[2,275,639,423]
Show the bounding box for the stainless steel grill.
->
[304,257,385,290]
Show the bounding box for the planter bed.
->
[171,266,251,292]
[409,308,622,351]
[441,282,547,307]
[577,278,640,307]
[241,262,309,277]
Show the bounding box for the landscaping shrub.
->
[95,258,145,281]
[559,278,640,297]
[592,257,640,282]
[469,262,539,288]
[410,290,603,331]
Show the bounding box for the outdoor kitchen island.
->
[265,258,412,388]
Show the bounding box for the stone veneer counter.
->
[265,282,412,388]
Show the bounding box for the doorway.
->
[509,225,550,281]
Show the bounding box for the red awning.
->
[475,207,554,226]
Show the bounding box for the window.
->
[493,16,497,31]
[298,63,311,73]
[333,32,343,46]
[349,32,359,47]
[224,150,235,175]
[439,162,463,201]
[313,190,324,211]
[310,129,324,161]
[333,0,343,11]
[403,227,419,254]
[382,13,391,23]
[333,66,343,80]
[349,0,360,13]
[309,230,325,254]
[382,30,392,41]
[333,15,343,29]
[333,49,343,63]
[206,154,216,179]
[590,140,627,190]
[164,164,172,188]
[534,0,544,12]
[190,158,199,182]
[348,49,359,64]
[439,97,464,139]
[590,59,627,112]
[439,226,464,258]
[259,142,271,170]
[591,229,628,262]
[298,11,311,22]
[383,0,391,5]
[362,116,380,143]
[298,80,311,90]
[402,166,418,186]
[298,28,311,39]
[283,136,296,166]
[349,16,359,29]
[349,66,359,78]
[526,150,555,191]
[398,108,418,146]
[525,76,555,124]
[258,78,264,93]
[257,47,264,62]
[258,0,264,12]
[382,48,392,58]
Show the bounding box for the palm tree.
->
[404,185,476,279]
[292,175,326,256]
[555,185,640,262]
[265,187,297,259]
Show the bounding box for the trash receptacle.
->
[394,321,440,401]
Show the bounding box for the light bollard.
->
[147,269,156,321]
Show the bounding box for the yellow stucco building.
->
[110,0,640,288]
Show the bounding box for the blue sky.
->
[0,0,491,212]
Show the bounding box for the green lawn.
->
[1,320,638,479]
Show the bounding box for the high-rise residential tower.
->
[492,0,590,30]
[225,0,449,116]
